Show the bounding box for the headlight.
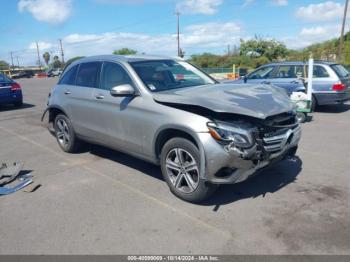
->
[207,122,253,148]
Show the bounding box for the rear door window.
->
[59,65,78,85]
[306,65,330,78]
[276,65,304,78]
[76,62,102,88]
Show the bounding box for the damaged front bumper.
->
[199,124,301,184]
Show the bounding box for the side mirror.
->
[110,84,136,97]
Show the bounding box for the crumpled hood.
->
[152,83,294,119]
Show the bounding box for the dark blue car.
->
[227,61,350,108]
[0,73,23,107]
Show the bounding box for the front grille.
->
[262,125,301,153]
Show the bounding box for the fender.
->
[40,105,69,122]
[153,124,208,180]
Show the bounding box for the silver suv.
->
[43,55,301,202]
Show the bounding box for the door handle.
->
[262,81,271,84]
[290,80,299,84]
[64,90,71,95]
[95,94,104,100]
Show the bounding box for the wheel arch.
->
[154,126,207,179]
[47,106,69,123]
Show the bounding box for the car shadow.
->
[0,103,35,112]
[86,143,302,206]
[87,144,164,181]
[315,103,350,114]
[201,157,303,208]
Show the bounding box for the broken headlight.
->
[207,122,253,148]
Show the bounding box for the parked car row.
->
[225,61,350,108]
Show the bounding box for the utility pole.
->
[339,0,349,62]
[227,45,231,56]
[36,41,42,70]
[59,39,65,64]
[10,52,14,69]
[16,56,20,68]
[176,11,181,57]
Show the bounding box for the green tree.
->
[113,48,137,55]
[0,60,10,70]
[52,55,62,69]
[240,36,288,61]
[64,56,85,68]
[43,52,50,66]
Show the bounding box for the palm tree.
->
[43,52,50,66]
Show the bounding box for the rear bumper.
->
[314,91,350,105]
[0,91,22,104]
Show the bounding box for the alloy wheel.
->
[56,118,70,147]
[165,148,199,193]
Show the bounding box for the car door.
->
[91,61,143,154]
[270,65,305,95]
[244,65,276,84]
[63,62,103,140]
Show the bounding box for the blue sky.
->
[0,0,348,65]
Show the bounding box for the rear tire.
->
[54,114,81,153]
[296,112,306,123]
[13,100,23,108]
[311,95,317,112]
[160,137,218,203]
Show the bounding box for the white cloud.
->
[243,0,287,7]
[183,22,241,48]
[16,20,241,65]
[284,24,346,49]
[176,0,223,15]
[296,1,343,22]
[28,41,53,50]
[242,0,254,7]
[18,0,72,24]
[272,0,288,6]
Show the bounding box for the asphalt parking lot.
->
[0,77,349,255]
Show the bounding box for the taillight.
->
[11,82,21,91]
[332,83,346,91]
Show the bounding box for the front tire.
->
[160,137,217,203]
[54,114,81,153]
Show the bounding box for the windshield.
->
[131,60,216,92]
[331,64,350,78]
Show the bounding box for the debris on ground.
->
[0,162,34,195]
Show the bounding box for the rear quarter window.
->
[331,64,350,78]
[59,65,78,85]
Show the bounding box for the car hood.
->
[152,83,294,119]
